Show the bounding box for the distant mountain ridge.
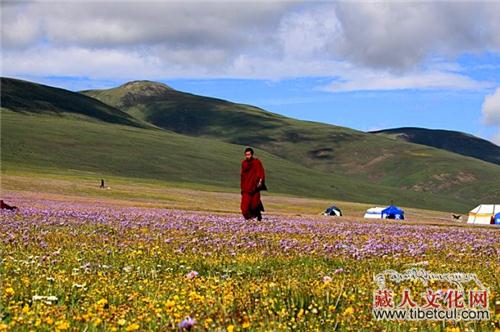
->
[371,127,500,165]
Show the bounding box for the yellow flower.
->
[126,323,140,331]
[22,304,30,314]
[227,325,234,332]
[165,300,175,309]
[4,287,14,297]
[97,298,108,306]
[343,307,354,315]
[118,319,127,326]
[55,320,70,331]
[242,321,250,329]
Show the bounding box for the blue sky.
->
[2,1,500,144]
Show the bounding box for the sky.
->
[2,1,500,144]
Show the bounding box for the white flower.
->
[32,295,58,303]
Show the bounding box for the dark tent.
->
[323,205,342,216]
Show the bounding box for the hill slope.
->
[1,77,148,128]
[83,81,500,203]
[371,127,500,165]
[2,109,473,212]
[2,77,477,211]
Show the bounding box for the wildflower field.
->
[1,194,499,331]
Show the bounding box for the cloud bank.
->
[481,87,500,144]
[2,1,500,90]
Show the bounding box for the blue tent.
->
[494,212,500,225]
[381,205,405,220]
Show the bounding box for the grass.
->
[372,127,500,165]
[1,166,469,225]
[83,80,500,205]
[1,109,481,213]
[1,189,498,331]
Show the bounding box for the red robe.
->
[240,157,266,220]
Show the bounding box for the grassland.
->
[83,81,500,205]
[1,109,479,213]
[1,178,498,332]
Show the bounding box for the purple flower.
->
[178,317,196,330]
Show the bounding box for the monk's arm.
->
[256,160,265,187]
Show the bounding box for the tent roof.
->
[365,207,384,213]
[382,205,404,214]
[469,204,500,214]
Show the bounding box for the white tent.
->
[364,207,384,219]
[467,204,500,225]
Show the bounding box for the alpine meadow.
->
[1,2,500,332]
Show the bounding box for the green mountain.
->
[1,77,147,128]
[2,77,472,211]
[83,80,500,204]
[371,127,500,165]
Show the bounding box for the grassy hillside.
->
[1,109,472,212]
[371,127,500,165]
[1,77,148,128]
[83,81,500,203]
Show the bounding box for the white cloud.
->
[2,46,496,95]
[480,87,500,145]
[1,1,291,52]
[1,3,42,49]
[492,132,500,145]
[1,1,500,87]
[324,70,493,92]
[482,87,500,125]
[332,2,500,70]
[277,4,341,60]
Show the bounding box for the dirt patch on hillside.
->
[407,172,477,192]
[309,147,334,159]
[343,152,394,175]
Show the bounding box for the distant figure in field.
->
[240,147,267,221]
[0,200,17,211]
[100,179,105,188]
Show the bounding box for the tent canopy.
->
[381,205,405,220]
[467,204,500,225]
[324,205,342,216]
[363,207,384,219]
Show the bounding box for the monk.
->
[240,147,267,221]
